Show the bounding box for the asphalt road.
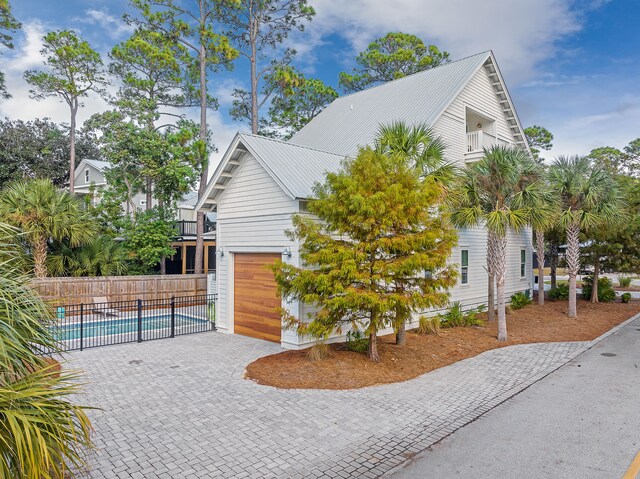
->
[387,315,640,479]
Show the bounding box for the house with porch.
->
[73,159,216,274]
[197,51,533,348]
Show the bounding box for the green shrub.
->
[417,316,441,335]
[621,292,632,304]
[618,275,632,288]
[345,329,369,353]
[581,276,616,302]
[549,283,570,300]
[439,302,485,328]
[510,290,532,310]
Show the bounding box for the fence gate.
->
[54,294,217,351]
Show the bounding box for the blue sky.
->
[2,0,639,165]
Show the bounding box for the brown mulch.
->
[244,299,640,390]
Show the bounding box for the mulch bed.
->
[244,299,640,390]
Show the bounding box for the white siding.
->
[215,154,300,347]
[433,65,517,166]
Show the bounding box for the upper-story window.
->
[520,249,526,278]
[461,249,469,284]
[85,169,90,183]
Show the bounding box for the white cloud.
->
[297,0,590,85]
[79,9,133,40]
[4,20,47,72]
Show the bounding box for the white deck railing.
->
[466,131,508,153]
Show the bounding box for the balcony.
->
[465,130,508,162]
[174,220,216,238]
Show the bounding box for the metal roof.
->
[83,159,112,171]
[290,51,492,155]
[238,133,346,199]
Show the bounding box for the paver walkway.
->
[69,332,589,478]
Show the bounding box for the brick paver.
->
[68,333,586,478]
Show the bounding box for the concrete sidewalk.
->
[386,315,640,479]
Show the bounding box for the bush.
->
[345,329,369,353]
[581,276,616,302]
[621,292,632,304]
[549,283,569,300]
[510,290,532,310]
[417,316,441,335]
[439,302,485,328]
[618,275,632,288]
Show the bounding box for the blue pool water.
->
[54,314,207,341]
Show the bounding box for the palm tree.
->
[451,145,544,341]
[548,156,622,317]
[0,223,93,477]
[48,237,129,277]
[0,179,95,278]
[374,122,454,345]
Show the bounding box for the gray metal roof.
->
[83,159,112,171]
[239,133,346,199]
[290,51,491,155]
[178,191,199,208]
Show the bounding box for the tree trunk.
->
[145,177,153,211]
[487,231,501,321]
[160,257,166,275]
[368,331,380,362]
[488,273,495,321]
[566,222,580,318]
[549,243,558,290]
[250,32,259,134]
[33,236,48,278]
[69,103,77,194]
[194,42,208,275]
[591,258,600,303]
[495,234,508,341]
[395,320,406,346]
[535,230,545,305]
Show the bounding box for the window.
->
[520,249,526,278]
[461,249,469,284]
[85,169,90,183]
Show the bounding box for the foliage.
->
[0,0,20,99]
[122,208,176,269]
[272,143,458,361]
[221,0,315,133]
[47,237,128,277]
[339,32,449,93]
[621,292,632,304]
[548,282,570,300]
[581,276,616,302]
[524,125,553,160]
[509,290,532,310]
[618,275,632,288]
[417,315,441,335]
[450,145,546,340]
[0,179,96,277]
[345,329,369,354]
[587,146,624,174]
[438,302,486,328]
[0,118,101,187]
[0,223,93,478]
[262,67,338,139]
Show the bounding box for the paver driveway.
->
[69,332,586,478]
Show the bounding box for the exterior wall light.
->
[283,246,292,258]
[218,247,224,257]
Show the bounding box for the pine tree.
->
[272,145,457,362]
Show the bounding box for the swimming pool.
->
[54,314,208,341]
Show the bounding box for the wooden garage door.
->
[234,253,282,342]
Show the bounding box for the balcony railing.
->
[174,220,216,237]
[466,131,509,159]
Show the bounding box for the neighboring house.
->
[197,51,533,348]
[73,159,216,275]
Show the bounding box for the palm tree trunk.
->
[535,230,545,305]
[488,273,495,320]
[487,231,501,321]
[549,244,558,290]
[33,236,48,278]
[566,222,580,318]
[591,258,600,303]
[495,234,508,341]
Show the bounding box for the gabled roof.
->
[82,159,112,171]
[196,133,345,210]
[290,51,526,154]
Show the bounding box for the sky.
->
[1,0,639,168]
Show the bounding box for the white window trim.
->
[520,247,527,279]
[460,247,470,286]
[85,169,90,183]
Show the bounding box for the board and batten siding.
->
[214,153,299,346]
[432,65,517,166]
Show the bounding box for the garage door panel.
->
[234,253,282,342]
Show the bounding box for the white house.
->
[197,51,533,349]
